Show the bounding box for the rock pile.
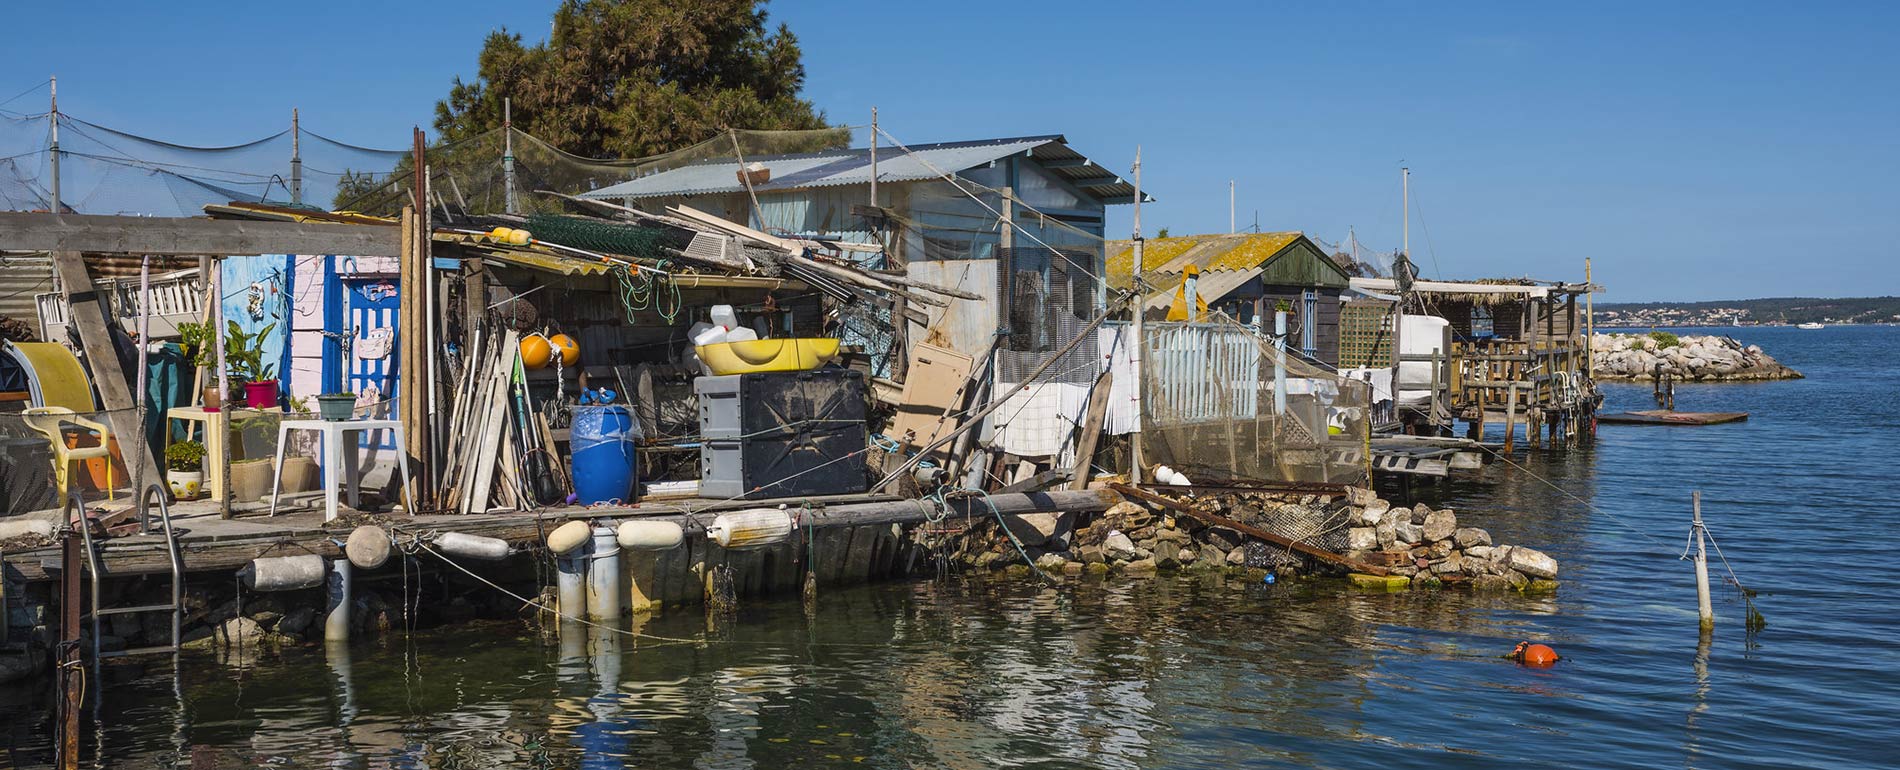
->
[1591,333,1800,381]
[952,489,1559,591]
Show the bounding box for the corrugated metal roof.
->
[1108,231,1306,288]
[581,135,1146,204]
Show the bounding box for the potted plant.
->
[223,320,279,409]
[165,440,205,500]
[316,392,357,421]
[177,321,222,410]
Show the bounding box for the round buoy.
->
[520,334,552,369]
[546,520,592,555]
[507,228,531,246]
[548,333,580,367]
[1511,641,1560,668]
[345,525,391,570]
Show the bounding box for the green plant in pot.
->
[224,320,280,409]
[316,392,357,421]
[165,440,206,500]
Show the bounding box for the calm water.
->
[6,325,1897,769]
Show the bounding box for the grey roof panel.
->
[580,134,1144,203]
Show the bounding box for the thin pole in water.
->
[1693,490,1715,631]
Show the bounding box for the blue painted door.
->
[344,278,400,451]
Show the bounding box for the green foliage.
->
[1156,227,1170,239]
[223,320,278,383]
[433,0,829,160]
[176,321,213,367]
[1648,330,1680,349]
[165,440,205,472]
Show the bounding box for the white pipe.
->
[556,553,587,620]
[586,525,621,620]
[324,558,351,642]
[1274,311,1289,415]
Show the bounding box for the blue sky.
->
[3,1,1895,301]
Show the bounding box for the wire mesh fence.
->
[1139,313,1370,485]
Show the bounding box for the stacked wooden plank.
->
[440,328,522,514]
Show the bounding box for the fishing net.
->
[1138,312,1370,485]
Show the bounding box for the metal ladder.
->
[73,484,184,658]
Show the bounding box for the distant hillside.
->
[1596,297,1900,326]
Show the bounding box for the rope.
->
[612,261,682,324]
[961,487,1057,585]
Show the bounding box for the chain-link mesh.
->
[1139,312,1369,485]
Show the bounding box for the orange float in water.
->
[520,334,553,369]
[1511,641,1560,668]
[548,333,580,366]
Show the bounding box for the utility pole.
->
[503,98,517,215]
[869,106,878,208]
[1130,147,1146,483]
[1228,179,1235,234]
[48,76,59,213]
[1402,167,1410,261]
[290,108,302,206]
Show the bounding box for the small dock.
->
[1597,410,1749,426]
[1369,434,1484,478]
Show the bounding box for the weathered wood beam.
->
[0,212,399,257]
[52,252,166,504]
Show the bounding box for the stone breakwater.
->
[1591,332,1802,381]
[958,489,1559,591]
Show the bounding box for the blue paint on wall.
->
[218,255,291,393]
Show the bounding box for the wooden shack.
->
[1108,232,1351,367]
[1346,276,1598,447]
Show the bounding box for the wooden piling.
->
[1693,491,1714,631]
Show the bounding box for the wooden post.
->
[1693,491,1714,631]
[1068,369,1113,490]
[398,206,425,509]
[1503,382,1518,453]
[1585,259,1596,378]
[52,251,166,502]
[57,531,81,770]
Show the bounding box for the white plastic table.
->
[268,418,413,522]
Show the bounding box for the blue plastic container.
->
[570,405,640,505]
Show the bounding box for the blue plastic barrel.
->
[570,405,639,504]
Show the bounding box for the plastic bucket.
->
[570,405,639,505]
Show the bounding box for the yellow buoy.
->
[507,228,532,246]
[520,334,552,369]
[548,333,580,366]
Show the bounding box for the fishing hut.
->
[1344,275,1599,451]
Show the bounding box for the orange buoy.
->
[520,334,553,369]
[548,333,580,366]
[1511,641,1560,668]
